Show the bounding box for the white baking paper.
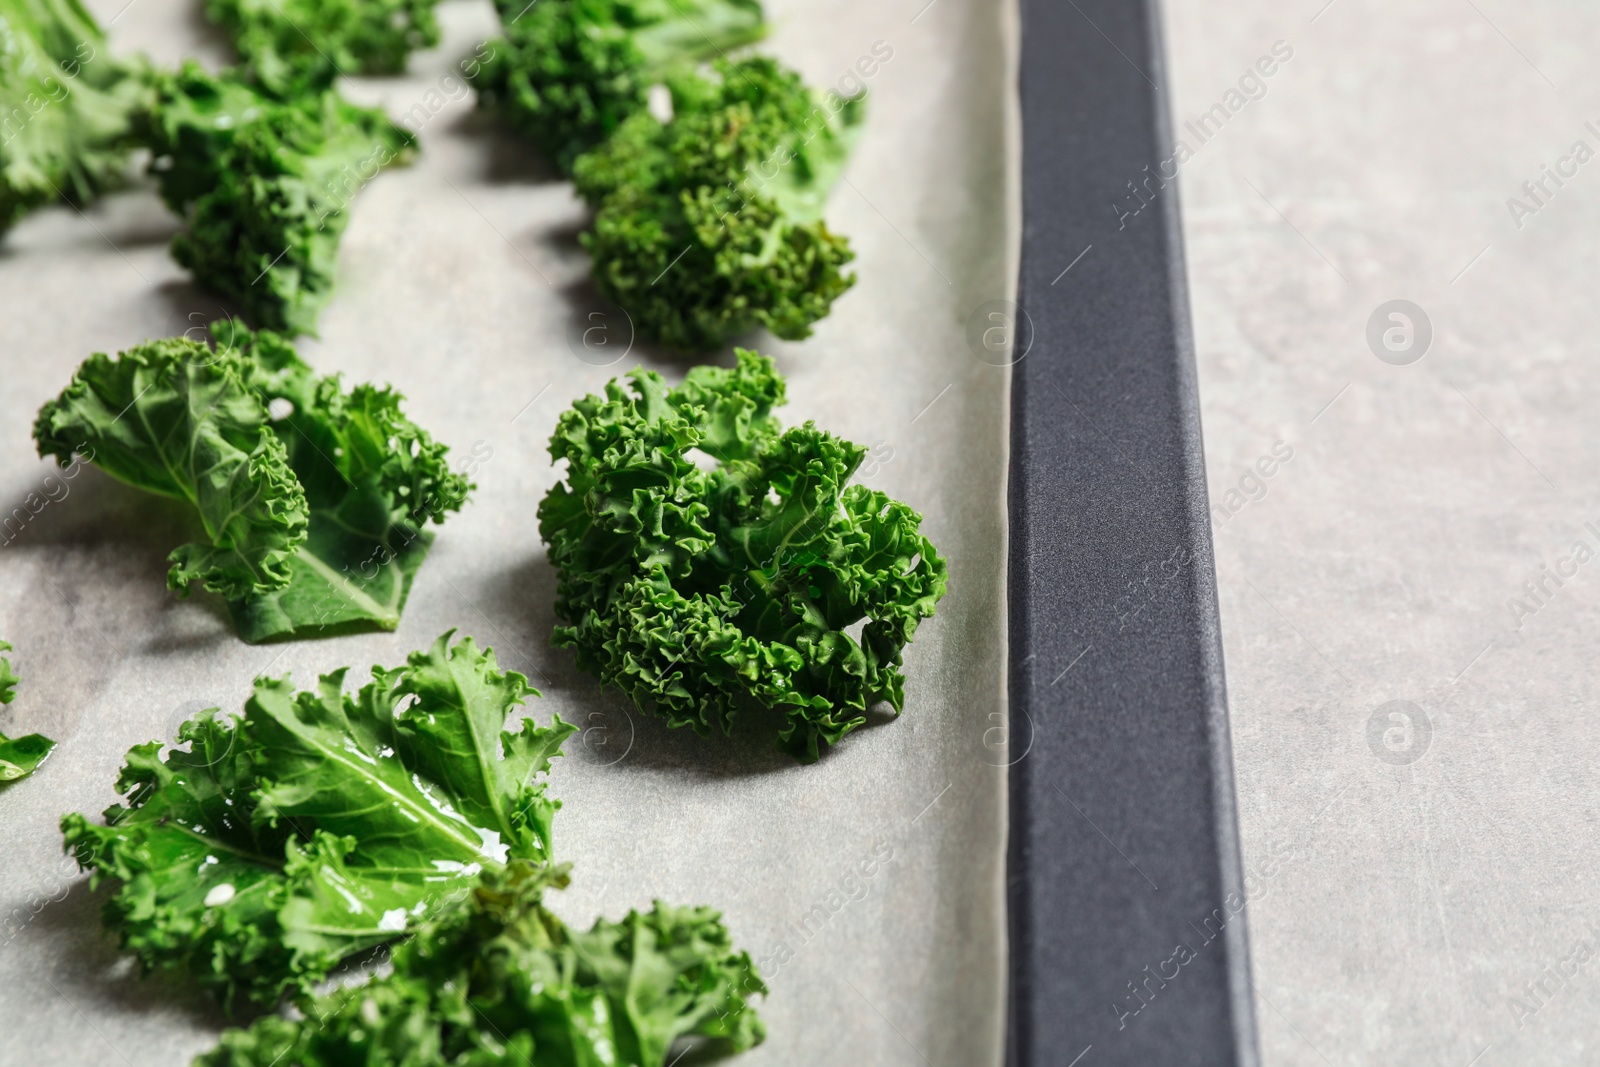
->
[0,0,1016,1063]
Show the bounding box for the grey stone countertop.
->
[1163,0,1600,1062]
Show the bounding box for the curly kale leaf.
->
[33,336,311,600]
[216,320,472,641]
[476,0,765,174]
[539,351,946,762]
[0,638,18,704]
[144,63,413,335]
[0,0,147,232]
[61,632,573,1008]
[0,639,55,787]
[0,729,55,784]
[569,57,861,352]
[34,327,470,641]
[204,0,442,95]
[197,859,766,1066]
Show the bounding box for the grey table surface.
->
[1163,0,1600,1063]
[0,0,1014,1064]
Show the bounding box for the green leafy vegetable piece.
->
[0,639,55,787]
[196,859,767,1066]
[33,337,311,600]
[218,320,472,641]
[539,350,946,762]
[34,326,469,641]
[476,0,766,173]
[0,730,55,783]
[0,639,18,704]
[0,0,147,231]
[61,632,574,1008]
[204,0,442,96]
[570,56,862,352]
[143,62,414,335]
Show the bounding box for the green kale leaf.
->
[218,320,472,641]
[34,326,470,641]
[539,351,947,762]
[0,638,19,704]
[0,639,55,786]
[143,62,413,335]
[476,0,766,174]
[197,859,766,1066]
[61,632,574,1008]
[570,57,862,352]
[0,729,54,783]
[0,0,147,232]
[204,0,442,96]
[32,336,311,600]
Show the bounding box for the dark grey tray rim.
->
[1005,0,1258,1064]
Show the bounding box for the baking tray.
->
[0,0,1259,1061]
[1006,0,1259,1063]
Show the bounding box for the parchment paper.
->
[0,0,1017,1063]
[1164,0,1600,1062]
